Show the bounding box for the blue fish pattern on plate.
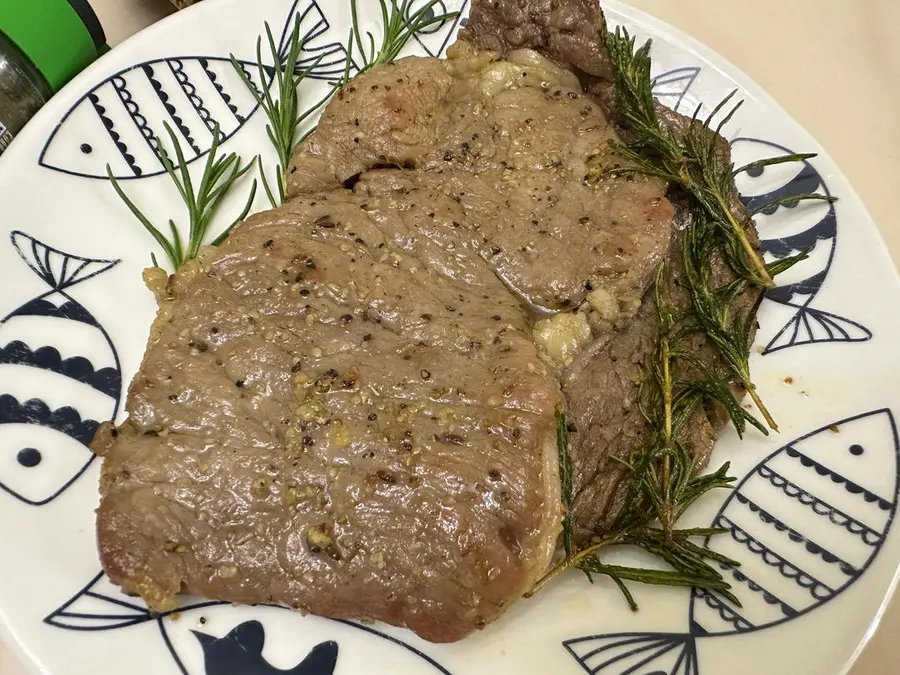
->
[38,0,348,181]
[192,621,338,675]
[563,409,899,675]
[45,573,452,675]
[0,231,121,506]
[733,137,872,354]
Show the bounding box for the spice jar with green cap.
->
[0,0,107,155]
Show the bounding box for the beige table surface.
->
[2,0,899,673]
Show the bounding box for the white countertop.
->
[2,1,898,673]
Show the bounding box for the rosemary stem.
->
[660,336,674,541]
[715,193,774,288]
[745,380,778,432]
[526,534,624,598]
[662,340,673,441]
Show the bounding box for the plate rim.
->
[0,2,898,674]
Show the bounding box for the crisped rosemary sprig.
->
[108,122,257,270]
[532,270,752,606]
[601,28,834,292]
[601,26,830,430]
[534,26,834,609]
[349,0,460,75]
[231,17,333,206]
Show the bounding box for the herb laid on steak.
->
[95,0,818,643]
[459,5,815,601]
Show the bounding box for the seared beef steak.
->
[94,0,756,643]
[94,39,679,642]
[95,191,563,643]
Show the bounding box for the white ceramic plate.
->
[1,2,899,674]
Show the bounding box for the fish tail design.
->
[764,304,872,354]
[271,0,353,80]
[651,66,701,112]
[10,231,119,292]
[563,632,698,675]
[43,573,154,631]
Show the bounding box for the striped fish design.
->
[0,231,121,506]
[44,572,452,674]
[38,0,348,181]
[733,137,872,354]
[563,409,899,674]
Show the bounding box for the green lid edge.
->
[0,0,100,91]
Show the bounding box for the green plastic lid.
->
[0,0,107,92]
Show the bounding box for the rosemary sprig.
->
[531,273,745,607]
[556,409,575,558]
[602,28,774,289]
[534,25,830,609]
[601,26,825,431]
[231,17,332,206]
[680,217,778,429]
[108,122,257,270]
[348,0,460,75]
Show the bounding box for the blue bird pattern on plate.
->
[0,231,121,506]
[38,0,349,180]
[44,573,452,675]
[563,408,900,675]
[733,137,872,354]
